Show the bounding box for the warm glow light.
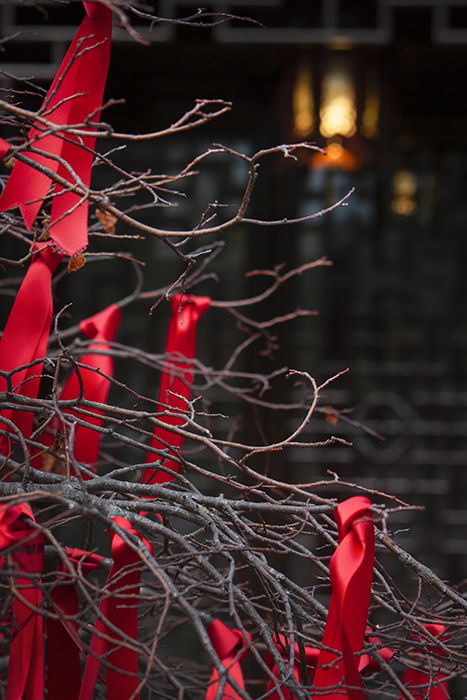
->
[319,65,356,138]
[391,170,418,216]
[311,137,360,171]
[362,90,379,138]
[293,62,314,138]
[393,170,417,197]
[391,197,417,216]
[327,141,344,160]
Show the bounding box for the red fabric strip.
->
[79,296,209,697]
[357,628,394,674]
[400,624,449,699]
[0,244,62,455]
[206,619,251,700]
[35,303,121,472]
[46,548,104,700]
[312,496,375,699]
[265,634,319,700]
[143,294,211,486]
[0,137,10,161]
[264,630,393,698]
[354,624,448,697]
[0,2,112,255]
[265,627,441,698]
[65,303,121,466]
[0,502,44,700]
[79,518,153,700]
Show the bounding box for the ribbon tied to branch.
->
[206,618,251,700]
[46,548,104,700]
[0,244,62,457]
[79,517,153,700]
[36,303,121,474]
[0,502,44,700]
[143,293,211,486]
[312,495,375,699]
[0,1,112,255]
[400,623,449,699]
[265,634,319,700]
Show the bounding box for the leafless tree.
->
[0,3,465,698]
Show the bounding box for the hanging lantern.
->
[291,56,380,171]
[319,63,357,139]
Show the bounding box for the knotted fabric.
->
[143,294,211,486]
[352,624,448,697]
[265,630,394,698]
[0,1,112,255]
[206,619,251,700]
[0,243,62,455]
[400,623,449,699]
[79,517,152,700]
[265,634,319,700]
[46,548,104,700]
[357,627,394,675]
[312,496,375,699]
[40,303,121,470]
[0,502,44,700]
[263,623,446,698]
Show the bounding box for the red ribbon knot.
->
[312,495,375,699]
[206,619,251,700]
[143,293,211,486]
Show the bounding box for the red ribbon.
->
[46,548,104,700]
[0,502,44,700]
[206,619,251,700]
[265,634,319,700]
[77,296,210,696]
[79,517,152,700]
[143,293,211,486]
[400,624,449,699]
[65,303,121,466]
[265,630,394,698]
[0,243,62,455]
[357,628,394,674]
[0,138,9,161]
[264,626,447,698]
[80,295,207,696]
[0,2,112,255]
[354,624,448,697]
[312,496,375,699]
[39,303,121,471]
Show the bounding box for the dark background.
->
[1,0,467,585]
